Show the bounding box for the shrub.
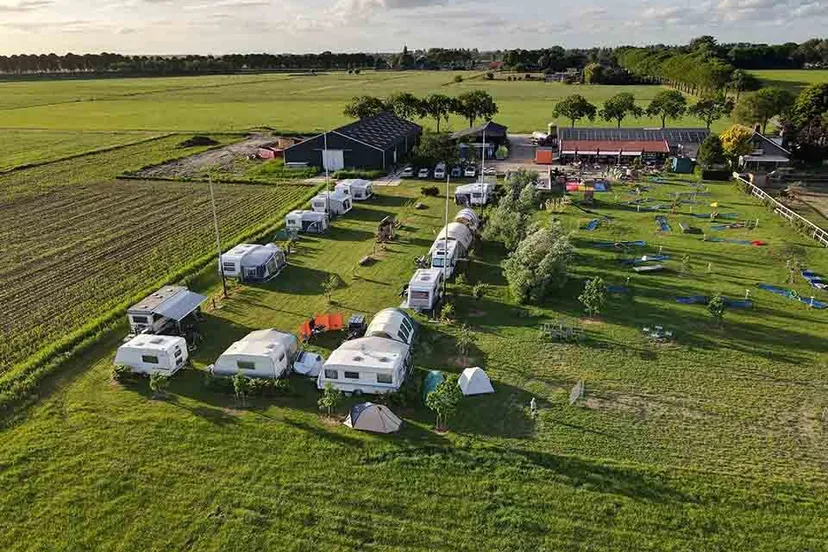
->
[318,383,344,416]
[578,277,608,317]
[455,274,467,287]
[420,186,439,197]
[331,168,384,179]
[441,302,456,322]
[472,282,489,300]
[111,364,134,383]
[149,373,170,399]
[454,75,463,83]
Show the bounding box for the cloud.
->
[0,0,52,12]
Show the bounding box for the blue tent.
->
[422,370,444,402]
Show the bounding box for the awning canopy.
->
[743,155,789,163]
[155,290,207,321]
[620,151,642,156]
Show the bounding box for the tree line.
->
[344,91,498,130]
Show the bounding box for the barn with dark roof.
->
[555,127,710,163]
[283,112,422,171]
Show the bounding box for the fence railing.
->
[733,173,828,247]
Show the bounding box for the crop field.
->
[0,71,732,134]
[1,172,826,550]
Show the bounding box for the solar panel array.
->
[336,112,422,150]
[559,127,709,144]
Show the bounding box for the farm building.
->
[317,336,412,395]
[283,112,422,171]
[739,131,791,171]
[451,120,508,160]
[127,286,207,335]
[285,210,329,234]
[114,334,188,376]
[555,127,709,164]
[220,243,286,283]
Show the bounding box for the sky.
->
[0,0,825,55]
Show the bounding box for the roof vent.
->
[353,355,364,361]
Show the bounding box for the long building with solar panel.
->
[284,112,422,171]
[550,127,710,164]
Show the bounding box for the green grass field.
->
[1,173,826,550]
[753,69,828,92]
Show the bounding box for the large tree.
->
[733,87,795,134]
[720,124,755,167]
[343,95,386,119]
[599,92,644,128]
[784,83,828,162]
[386,92,424,120]
[503,222,573,304]
[688,94,734,130]
[646,90,687,128]
[422,93,454,132]
[413,131,458,165]
[696,134,727,169]
[552,94,597,128]
[453,90,498,127]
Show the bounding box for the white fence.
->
[733,173,828,248]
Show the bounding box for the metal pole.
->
[443,172,450,302]
[324,131,330,217]
[481,129,486,182]
[209,174,227,298]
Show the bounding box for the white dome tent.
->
[458,367,494,396]
[344,403,403,433]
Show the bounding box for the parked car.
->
[401,166,415,178]
[464,165,476,178]
[433,162,446,180]
[483,166,496,176]
[418,168,430,179]
[450,166,462,178]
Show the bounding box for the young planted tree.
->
[322,273,342,304]
[600,92,644,128]
[455,324,476,358]
[578,277,608,317]
[708,293,726,328]
[681,254,692,275]
[552,94,597,127]
[149,373,169,399]
[318,383,344,417]
[689,94,734,130]
[453,90,498,127]
[426,377,463,431]
[733,87,796,134]
[647,90,687,128]
[233,373,250,407]
[343,95,387,119]
[422,93,454,132]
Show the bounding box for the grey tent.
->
[344,403,403,433]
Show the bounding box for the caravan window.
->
[410,290,430,301]
[141,355,159,364]
[376,373,392,384]
[174,348,182,358]
[400,317,414,333]
[324,369,338,379]
[397,328,411,343]
[222,262,236,273]
[344,371,360,380]
[237,361,256,370]
[176,357,184,366]
[131,315,149,324]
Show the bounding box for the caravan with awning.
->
[126,286,206,335]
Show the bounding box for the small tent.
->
[458,367,494,396]
[344,403,402,433]
[422,370,445,402]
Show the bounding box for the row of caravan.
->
[285,179,374,235]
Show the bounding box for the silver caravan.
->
[127,286,207,335]
[406,269,445,312]
[114,334,188,375]
[285,210,329,234]
[335,179,374,201]
[310,191,352,216]
[220,243,286,283]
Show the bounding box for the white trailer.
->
[310,190,352,216]
[114,334,188,376]
[220,243,286,283]
[455,183,495,206]
[406,268,445,312]
[429,239,460,278]
[127,286,207,335]
[285,210,329,234]
[210,329,300,379]
[335,179,373,201]
[317,336,412,395]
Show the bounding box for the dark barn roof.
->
[451,120,508,141]
[559,127,709,144]
[334,111,422,150]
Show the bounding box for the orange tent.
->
[299,312,345,340]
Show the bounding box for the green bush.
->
[455,274,467,287]
[421,186,439,197]
[111,364,134,383]
[472,282,489,300]
[441,302,456,322]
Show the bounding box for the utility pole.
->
[209,174,227,298]
[442,172,450,302]
[324,131,330,218]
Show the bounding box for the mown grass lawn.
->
[1,174,826,551]
[753,69,828,92]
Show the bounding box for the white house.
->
[310,190,352,216]
[210,329,298,379]
[114,334,188,375]
[455,183,495,206]
[285,210,329,234]
[406,268,445,312]
[365,308,416,346]
[335,179,373,201]
[126,286,207,335]
[220,243,286,283]
[317,336,412,395]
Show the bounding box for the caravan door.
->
[323,150,345,171]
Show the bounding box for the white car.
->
[418,168,430,179]
[483,166,497,176]
[464,166,476,178]
[433,164,446,179]
[401,166,414,178]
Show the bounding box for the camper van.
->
[310,191,352,216]
[429,239,460,278]
[455,183,494,206]
[406,269,445,312]
[285,210,329,234]
[366,308,416,346]
[317,336,412,395]
[114,334,188,375]
[127,286,207,335]
[210,329,303,379]
[432,222,474,257]
[335,179,373,201]
[220,243,286,283]
[433,162,446,180]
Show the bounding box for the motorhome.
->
[285,210,329,234]
[126,286,207,335]
[210,329,303,379]
[431,222,474,258]
[316,336,412,395]
[114,334,188,375]
[429,238,460,278]
[454,182,495,206]
[406,269,445,312]
[365,308,417,346]
[310,190,352,216]
[220,243,286,283]
[335,179,373,201]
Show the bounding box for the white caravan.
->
[365,308,417,346]
[454,208,480,232]
[127,286,207,335]
[431,222,474,258]
[317,336,412,395]
[429,238,460,278]
[455,182,495,206]
[114,334,188,375]
[406,269,445,312]
[310,190,352,216]
[220,243,286,283]
[335,179,373,201]
[210,329,300,379]
[285,210,329,234]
